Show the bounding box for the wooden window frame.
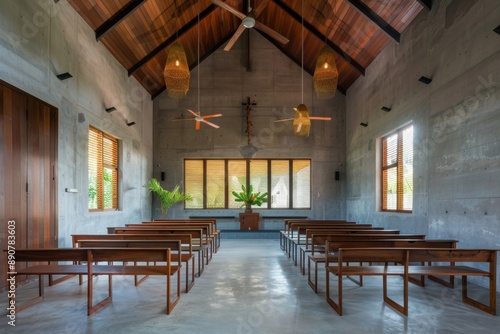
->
[381,125,413,213]
[88,126,119,211]
[184,159,311,210]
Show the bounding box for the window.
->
[185,159,311,209]
[88,126,119,211]
[381,125,413,212]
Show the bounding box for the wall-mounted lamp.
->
[418,76,432,84]
[56,72,73,80]
[105,107,116,113]
[494,25,500,35]
[360,122,368,127]
[126,121,136,126]
[381,106,391,112]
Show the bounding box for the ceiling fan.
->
[275,104,331,137]
[211,0,289,51]
[274,0,330,138]
[173,1,222,130]
[174,109,222,130]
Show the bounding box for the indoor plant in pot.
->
[145,178,191,218]
[232,184,268,213]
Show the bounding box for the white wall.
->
[346,0,500,288]
[0,0,153,246]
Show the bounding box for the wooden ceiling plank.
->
[128,3,218,76]
[346,0,400,43]
[417,0,432,11]
[95,0,147,41]
[272,0,365,76]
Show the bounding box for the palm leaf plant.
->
[145,178,192,218]
[232,184,268,213]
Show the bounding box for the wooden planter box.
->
[239,213,259,230]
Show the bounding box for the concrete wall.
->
[0,0,153,246]
[154,30,346,229]
[346,0,500,287]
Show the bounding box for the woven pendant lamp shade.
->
[313,46,338,100]
[293,104,311,137]
[164,41,190,99]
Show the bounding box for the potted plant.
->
[145,178,192,218]
[232,184,268,213]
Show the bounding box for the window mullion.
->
[397,130,404,211]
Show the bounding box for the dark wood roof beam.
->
[417,0,433,11]
[129,3,218,77]
[95,0,146,41]
[346,0,400,43]
[272,0,365,76]
[151,32,235,100]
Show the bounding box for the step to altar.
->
[220,230,280,239]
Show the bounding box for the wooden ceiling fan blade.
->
[310,116,332,121]
[211,0,246,20]
[224,23,246,51]
[187,109,199,117]
[202,119,220,129]
[254,21,289,45]
[202,113,223,119]
[253,0,271,18]
[195,121,201,130]
[274,118,294,122]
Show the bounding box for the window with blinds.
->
[88,126,118,211]
[381,125,413,212]
[185,159,311,209]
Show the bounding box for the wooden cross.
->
[242,97,257,144]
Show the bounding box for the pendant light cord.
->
[301,0,304,104]
[197,0,200,111]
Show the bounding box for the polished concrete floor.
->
[1,239,499,334]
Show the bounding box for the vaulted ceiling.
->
[67,0,431,99]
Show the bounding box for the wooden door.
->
[0,82,58,290]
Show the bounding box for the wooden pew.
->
[307,237,455,293]
[289,227,400,267]
[325,247,497,316]
[143,221,219,254]
[285,223,377,261]
[10,247,182,315]
[280,219,351,250]
[111,228,208,275]
[152,219,221,252]
[72,233,203,278]
[79,239,195,293]
[299,230,407,275]
[123,224,215,262]
[280,220,353,250]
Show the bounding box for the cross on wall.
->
[242,96,257,144]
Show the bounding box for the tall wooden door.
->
[0,82,58,290]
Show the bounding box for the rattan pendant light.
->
[294,0,310,138]
[313,45,338,99]
[164,1,190,99]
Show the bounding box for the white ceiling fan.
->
[211,0,289,51]
[174,109,222,130]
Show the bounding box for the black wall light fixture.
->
[126,121,136,126]
[360,122,368,127]
[494,25,500,35]
[418,76,432,84]
[56,72,73,80]
[381,106,391,112]
[335,171,340,181]
[105,107,116,113]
